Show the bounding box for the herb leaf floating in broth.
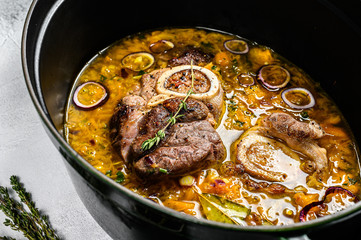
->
[196,191,250,225]
[65,28,361,226]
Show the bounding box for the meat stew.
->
[65,28,361,226]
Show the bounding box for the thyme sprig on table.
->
[0,176,59,240]
[141,61,196,151]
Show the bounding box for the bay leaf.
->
[197,193,250,225]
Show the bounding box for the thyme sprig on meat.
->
[0,176,59,240]
[141,61,195,151]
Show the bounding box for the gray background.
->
[0,0,111,239]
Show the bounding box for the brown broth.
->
[65,28,361,225]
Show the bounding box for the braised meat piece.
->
[130,103,171,158]
[236,113,328,183]
[168,47,213,67]
[261,112,325,141]
[260,112,327,175]
[134,120,225,178]
[140,68,169,102]
[110,95,225,179]
[109,95,147,162]
[236,128,302,182]
[110,60,226,180]
[163,98,214,123]
[131,97,215,158]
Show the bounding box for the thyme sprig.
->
[141,61,195,151]
[0,176,60,240]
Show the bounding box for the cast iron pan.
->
[22,0,361,239]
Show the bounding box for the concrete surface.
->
[0,0,112,239]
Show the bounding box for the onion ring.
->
[121,52,154,71]
[258,64,290,90]
[73,81,109,110]
[224,39,249,54]
[299,186,359,222]
[281,87,315,109]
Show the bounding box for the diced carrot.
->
[293,192,319,208]
[214,51,230,66]
[163,199,195,212]
[105,56,113,62]
[248,47,274,70]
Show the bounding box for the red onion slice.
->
[73,81,109,110]
[299,186,359,222]
[258,64,290,90]
[281,87,315,109]
[224,39,249,54]
[236,73,255,87]
[324,186,359,203]
[121,52,154,71]
[299,200,325,222]
[149,40,174,53]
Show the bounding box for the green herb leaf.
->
[197,192,250,225]
[99,74,107,82]
[175,114,184,119]
[300,111,309,119]
[156,130,165,139]
[167,116,177,125]
[348,176,358,185]
[141,137,159,151]
[227,100,238,112]
[0,176,60,240]
[105,170,112,177]
[180,100,188,111]
[116,171,125,183]
[235,120,245,127]
[159,168,168,174]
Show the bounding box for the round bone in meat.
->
[236,127,302,182]
[148,65,224,120]
[156,65,220,99]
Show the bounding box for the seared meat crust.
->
[109,95,147,162]
[140,68,169,102]
[134,120,225,178]
[168,47,213,67]
[110,96,225,179]
[131,98,215,159]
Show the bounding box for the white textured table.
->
[0,0,111,239]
